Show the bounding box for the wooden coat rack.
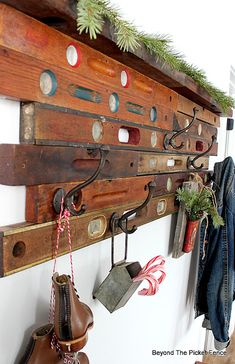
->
[0,2,229,276]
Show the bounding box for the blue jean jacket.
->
[195,157,235,350]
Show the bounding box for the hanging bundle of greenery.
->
[76,0,234,113]
[176,187,224,228]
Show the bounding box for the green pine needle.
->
[77,0,104,39]
[139,33,184,69]
[76,0,235,112]
[176,187,224,228]
[115,20,140,52]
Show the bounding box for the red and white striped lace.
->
[49,198,75,323]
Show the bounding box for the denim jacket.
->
[195,157,235,350]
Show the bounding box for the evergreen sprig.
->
[76,0,235,112]
[176,187,224,228]
[77,0,104,39]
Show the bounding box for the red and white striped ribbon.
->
[48,198,75,323]
[133,255,166,296]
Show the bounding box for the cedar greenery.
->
[76,0,234,112]
[176,187,224,228]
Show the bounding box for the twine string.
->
[48,198,75,322]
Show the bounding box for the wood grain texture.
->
[0,3,177,109]
[0,0,76,20]
[178,95,220,127]
[20,103,218,155]
[20,102,175,143]
[0,2,229,115]
[0,194,177,276]
[0,45,178,128]
[0,144,138,185]
[25,171,210,223]
[138,153,209,174]
[0,144,211,186]
[0,4,181,130]
[175,112,218,137]
[26,176,152,223]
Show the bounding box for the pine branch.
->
[139,33,183,69]
[115,20,140,52]
[176,187,224,227]
[76,0,235,112]
[76,0,104,39]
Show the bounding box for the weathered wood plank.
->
[20,103,176,143]
[20,103,218,155]
[0,194,177,276]
[26,171,209,223]
[0,45,177,128]
[0,0,76,21]
[0,1,229,115]
[0,3,177,108]
[175,112,217,139]
[0,144,138,185]
[26,176,152,223]
[177,95,220,127]
[138,153,209,174]
[0,144,211,186]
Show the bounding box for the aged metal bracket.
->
[187,135,217,170]
[164,107,199,150]
[110,181,156,235]
[53,146,109,216]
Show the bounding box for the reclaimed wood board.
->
[0,144,138,186]
[0,4,177,109]
[0,194,177,276]
[0,3,223,280]
[20,102,175,143]
[178,95,220,127]
[0,45,178,128]
[25,171,210,223]
[0,144,210,186]
[21,103,218,142]
[138,153,209,174]
[26,176,152,224]
[20,103,218,155]
[0,1,229,116]
[175,112,218,138]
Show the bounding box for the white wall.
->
[0,1,234,363]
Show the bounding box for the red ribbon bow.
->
[133,255,166,296]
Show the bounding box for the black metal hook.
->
[187,135,217,170]
[164,107,199,150]
[110,181,156,235]
[53,146,109,216]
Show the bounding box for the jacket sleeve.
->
[206,211,234,350]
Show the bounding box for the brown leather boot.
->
[53,273,94,353]
[63,351,90,364]
[18,324,63,364]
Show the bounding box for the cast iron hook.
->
[187,134,217,170]
[53,146,109,216]
[164,107,199,150]
[110,181,156,235]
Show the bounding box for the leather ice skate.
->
[52,273,94,353]
[18,323,63,364]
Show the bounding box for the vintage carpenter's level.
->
[0,2,229,276]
